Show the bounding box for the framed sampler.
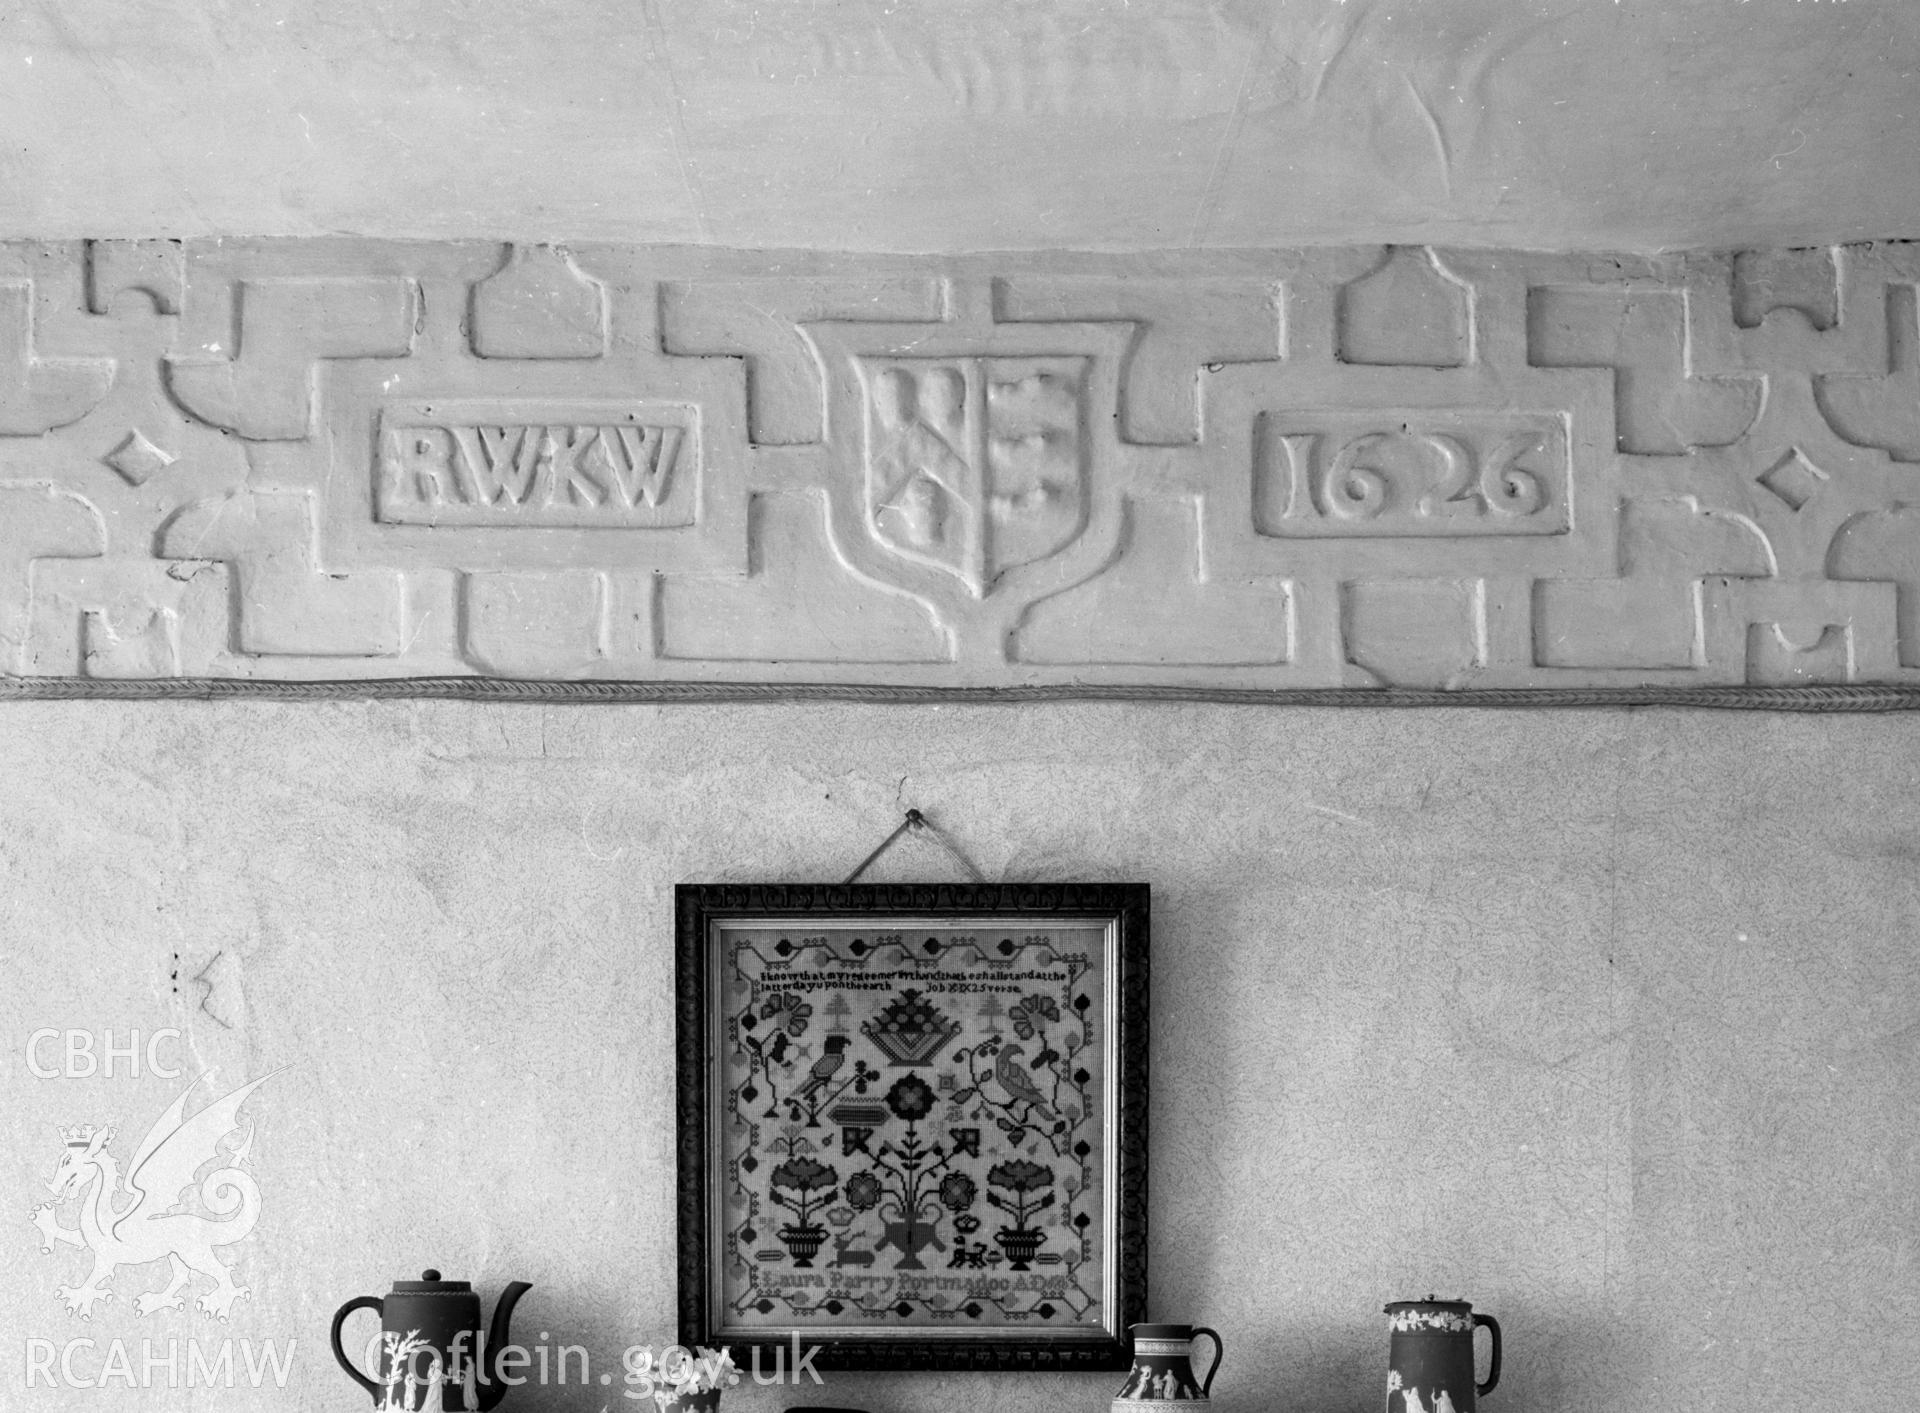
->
[675,883,1149,1370]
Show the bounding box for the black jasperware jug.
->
[1385,1298,1500,1413]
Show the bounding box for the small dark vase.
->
[1385,1299,1501,1413]
[779,1225,828,1266]
[995,1228,1045,1270]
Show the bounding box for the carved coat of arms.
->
[859,356,1089,598]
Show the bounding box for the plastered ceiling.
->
[1,0,1915,252]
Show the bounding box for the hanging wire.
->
[842,808,988,884]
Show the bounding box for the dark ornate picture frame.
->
[675,882,1149,1371]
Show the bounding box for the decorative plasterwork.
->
[2,239,1918,705]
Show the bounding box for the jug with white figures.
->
[1385,1298,1500,1413]
[1113,1323,1223,1412]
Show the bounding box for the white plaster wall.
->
[3,702,1916,1412]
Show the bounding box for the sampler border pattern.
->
[674,883,1149,1371]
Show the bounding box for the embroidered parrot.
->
[993,1044,1057,1122]
[792,1034,852,1105]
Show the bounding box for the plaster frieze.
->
[2,239,1917,705]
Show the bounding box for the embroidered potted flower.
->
[838,1075,966,1274]
[768,1157,839,1266]
[986,1158,1056,1270]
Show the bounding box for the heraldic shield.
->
[858,355,1090,598]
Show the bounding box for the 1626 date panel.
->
[708,917,1118,1351]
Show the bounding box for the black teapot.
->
[331,1269,532,1411]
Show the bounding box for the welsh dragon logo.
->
[31,1069,282,1321]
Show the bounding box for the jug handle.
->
[331,1295,384,1401]
[1473,1313,1501,1397]
[1190,1326,1225,1397]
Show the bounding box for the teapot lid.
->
[394,1269,472,1293]
[1385,1295,1470,1311]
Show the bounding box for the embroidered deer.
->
[829,1234,875,1268]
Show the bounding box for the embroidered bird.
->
[994,1044,1057,1121]
[792,1034,851,1104]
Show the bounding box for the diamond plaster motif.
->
[103,429,176,486]
[1755,448,1829,513]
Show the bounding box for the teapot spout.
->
[477,1281,533,1411]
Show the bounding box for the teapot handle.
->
[1473,1313,1501,1397]
[1189,1327,1224,1397]
[331,1295,385,1401]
